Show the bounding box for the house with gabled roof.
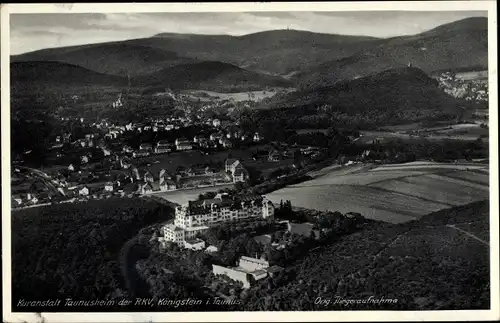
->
[225,159,241,173]
[225,159,248,182]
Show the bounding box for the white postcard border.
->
[1,2,498,322]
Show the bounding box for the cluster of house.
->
[12,192,40,207]
[266,145,321,162]
[11,179,60,207]
[11,169,71,207]
[111,93,123,108]
[124,117,194,134]
[62,168,178,200]
[267,147,298,162]
[159,192,275,247]
[12,164,182,207]
[57,155,249,206]
[11,190,68,208]
[128,131,263,159]
[437,72,488,103]
[50,133,72,149]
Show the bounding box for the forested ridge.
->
[11,198,174,311]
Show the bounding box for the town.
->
[11,102,327,209]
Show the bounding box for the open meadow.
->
[357,123,488,144]
[146,184,234,205]
[266,161,489,223]
[180,88,294,102]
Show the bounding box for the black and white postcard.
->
[1,2,498,322]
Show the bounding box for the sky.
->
[10,11,487,55]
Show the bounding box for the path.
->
[446,224,489,246]
[120,237,152,298]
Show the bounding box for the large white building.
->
[212,256,283,288]
[162,193,274,245]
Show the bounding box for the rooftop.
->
[266,265,284,274]
[184,225,209,232]
[165,223,184,232]
[225,158,239,166]
[250,269,267,276]
[185,238,205,245]
[288,222,318,237]
[240,256,269,265]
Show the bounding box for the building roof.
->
[184,225,209,232]
[185,193,264,214]
[186,167,210,175]
[225,158,240,167]
[240,256,269,266]
[185,238,205,245]
[288,222,317,237]
[250,269,267,276]
[205,245,218,253]
[189,198,233,210]
[164,223,184,232]
[237,194,263,203]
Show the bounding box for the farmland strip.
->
[363,183,456,207]
[423,174,489,191]
[366,170,455,186]
[438,171,489,186]
[368,205,421,218]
